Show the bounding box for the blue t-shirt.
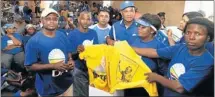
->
[24,31,73,96]
[68,28,99,69]
[89,24,111,44]
[109,20,138,45]
[1,33,23,54]
[155,30,170,47]
[13,90,21,97]
[131,36,165,71]
[157,44,214,96]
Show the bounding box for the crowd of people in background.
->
[1,1,214,97]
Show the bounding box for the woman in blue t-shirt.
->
[128,13,167,96]
[133,17,214,96]
[22,24,37,47]
[1,24,25,71]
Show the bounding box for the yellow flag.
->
[79,41,158,96]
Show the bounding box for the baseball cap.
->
[41,8,60,18]
[3,24,15,30]
[26,24,36,29]
[120,1,135,10]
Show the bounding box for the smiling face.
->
[184,24,208,51]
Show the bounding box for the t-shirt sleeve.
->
[1,37,7,50]
[156,44,181,59]
[93,31,99,44]
[67,32,77,52]
[178,62,213,92]
[24,39,38,66]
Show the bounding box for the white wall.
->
[184,1,214,18]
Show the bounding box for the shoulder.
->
[89,24,97,29]
[27,32,41,44]
[68,29,78,36]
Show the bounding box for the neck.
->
[141,35,154,42]
[42,29,55,37]
[78,26,88,33]
[124,20,133,28]
[189,47,205,56]
[98,23,108,28]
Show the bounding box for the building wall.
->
[111,1,185,26]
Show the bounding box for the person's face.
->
[184,24,208,51]
[27,27,36,35]
[6,27,15,34]
[179,15,189,31]
[137,23,154,39]
[98,11,110,26]
[78,13,91,29]
[121,7,135,22]
[42,13,58,31]
[160,16,165,25]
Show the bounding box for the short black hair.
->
[98,7,110,15]
[184,17,214,42]
[157,12,165,17]
[182,11,204,20]
[140,13,161,31]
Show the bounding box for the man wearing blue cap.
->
[1,24,25,71]
[106,1,138,45]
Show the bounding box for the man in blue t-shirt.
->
[67,11,98,96]
[24,8,74,96]
[106,1,138,45]
[133,18,214,96]
[89,9,111,44]
[1,24,24,71]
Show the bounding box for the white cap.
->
[26,24,36,29]
[41,8,60,18]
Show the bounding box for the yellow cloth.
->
[79,41,158,96]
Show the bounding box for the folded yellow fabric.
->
[79,41,158,96]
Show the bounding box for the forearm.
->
[168,36,176,46]
[25,63,54,72]
[10,36,22,46]
[155,74,184,93]
[133,47,159,58]
[3,45,20,50]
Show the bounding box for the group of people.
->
[1,1,214,97]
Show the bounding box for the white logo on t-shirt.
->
[170,63,185,80]
[7,40,14,46]
[82,39,94,46]
[48,49,66,77]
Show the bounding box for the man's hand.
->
[52,60,68,72]
[7,34,14,38]
[145,72,159,83]
[106,36,115,46]
[77,45,85,53]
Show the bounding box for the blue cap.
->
[120,1,135,10]
[3,24,15,30]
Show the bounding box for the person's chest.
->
[167,51,200,80]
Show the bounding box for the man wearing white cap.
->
[24,8,74,96]
[106,1,138,45]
